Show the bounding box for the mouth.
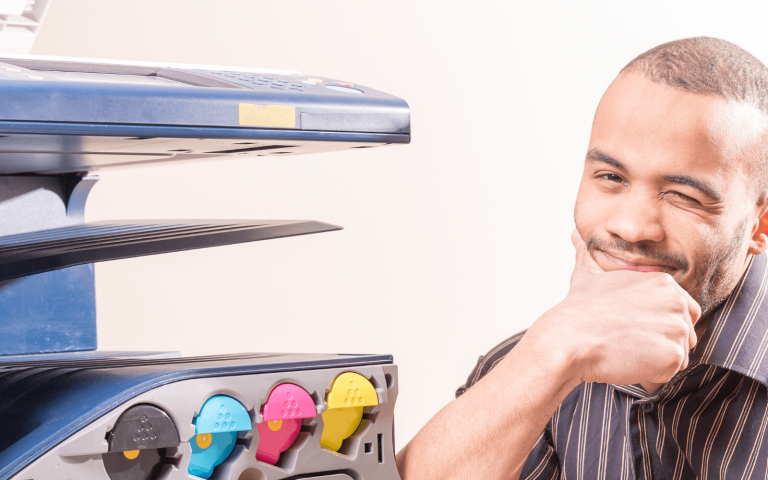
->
[597,249,678,273]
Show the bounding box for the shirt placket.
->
[624,372,690,480]
[629,399,653,480]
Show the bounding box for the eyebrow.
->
[586,148,723,202]
[664,175,722,202]
[586,149,627,172]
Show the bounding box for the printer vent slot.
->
[205,145,295,154]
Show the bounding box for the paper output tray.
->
[0,219,340,281]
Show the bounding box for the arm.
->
[397,231,701,480]
[396,318,581,480]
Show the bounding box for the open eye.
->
[596,172,627,186]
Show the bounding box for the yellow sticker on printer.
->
[238,104,296,128]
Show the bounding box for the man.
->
[396,37,768,479]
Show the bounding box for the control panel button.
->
[325,85,363,95]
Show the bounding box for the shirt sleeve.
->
[520,427,561,480]
[455,329,528,398]
[456,329,562,480]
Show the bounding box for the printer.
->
[0,56,409,480]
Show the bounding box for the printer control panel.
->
[198,71,365,95]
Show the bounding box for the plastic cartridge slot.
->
[320,372,379,452]
[255,384,317,465]
[102,405,180,480]
[189,396,252,479]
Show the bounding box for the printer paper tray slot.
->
[0,219,340,281]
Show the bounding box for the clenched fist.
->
[523,230,701,390]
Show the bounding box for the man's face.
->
[575,72,767,316]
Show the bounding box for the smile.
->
[597,249,677,273]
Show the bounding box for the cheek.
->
[692,220,736,254]
[682,219,749,303]
[574,185,613,231]
[693,222,721,248]
[684,221,734,278]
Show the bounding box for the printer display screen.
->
[42,70,194,87]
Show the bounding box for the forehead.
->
[589,72,758,196]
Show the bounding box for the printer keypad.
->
[207,71,308,92]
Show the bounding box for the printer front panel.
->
[11,363,400,480]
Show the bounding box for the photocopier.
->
[0,55,410,480]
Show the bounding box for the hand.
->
[527,230,701,387]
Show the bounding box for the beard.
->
[581,216,748,317]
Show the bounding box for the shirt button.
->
[642,402,655,412]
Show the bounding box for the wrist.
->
[511,304,589,392]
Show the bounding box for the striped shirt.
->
[456,253,768,480]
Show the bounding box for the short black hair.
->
[622,37,768,198]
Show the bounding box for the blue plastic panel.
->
[0,264,95,356]
[0,57,410,174]
[0,351,180,363]
[0,63,409,131]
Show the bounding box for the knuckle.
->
[676,344,686,361]
[677,349,687,366]
[667,346,686,368]
[665,295,687,314]
[692,302,702,318]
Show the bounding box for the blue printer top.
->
[0,55,410,357]
[0,55,410,174]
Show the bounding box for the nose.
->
[604,189,665,245]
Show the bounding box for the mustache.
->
[585,235,690,273]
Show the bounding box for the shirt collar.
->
[690,252,768,386]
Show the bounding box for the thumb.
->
[571,229,603,281]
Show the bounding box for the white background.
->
[31,0,768,449]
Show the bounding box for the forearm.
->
[396,330,581,480]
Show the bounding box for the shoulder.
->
[455,330,527,398]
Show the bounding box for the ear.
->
[748,207,768,256]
